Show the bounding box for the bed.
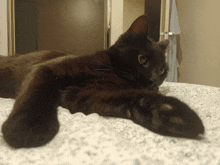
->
[0,82,220,165]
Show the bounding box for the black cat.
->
[1,15,204,148]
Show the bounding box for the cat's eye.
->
[159,69,165,75]
[138,54,147,64]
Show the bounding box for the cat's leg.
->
[0,57,18,98]
[133,94,205,138]
[0,50,70,99]
[2,55,107,148]
[1,59,75,148]
[61,88,204,139]
[1,65,61,148]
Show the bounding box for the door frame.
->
[110,0,171,44]
[8,0,15,56]
[0,0,15,56]
[159,0,170,41]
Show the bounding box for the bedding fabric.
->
[0,82,220,165]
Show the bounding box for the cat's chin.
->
[141,86,159,92]
[150,86,159,91]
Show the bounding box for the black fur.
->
[0,15,204,148]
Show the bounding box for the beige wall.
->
[123,0,145,32]
[110,0,124,45]
[110,0,145,45]
[38,0,104,56]
[0,0,8,56]
[176,0,220,87]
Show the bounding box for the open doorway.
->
[145,0,161,42]
[13,0,107,55]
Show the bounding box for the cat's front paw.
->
[2,112,59,148]
[132,96,204,138]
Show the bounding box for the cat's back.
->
[1,50,70,66]
[0,50,70,98]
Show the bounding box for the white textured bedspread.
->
[0,82,220,165]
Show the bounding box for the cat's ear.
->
[158,39,169,51]
[127,15,149,35]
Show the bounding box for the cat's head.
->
[107,15,169,91]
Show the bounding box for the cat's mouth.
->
[149,86,159,91]
[144,85,159,92]
[138,80,159,92]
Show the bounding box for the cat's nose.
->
[150,72,157,81]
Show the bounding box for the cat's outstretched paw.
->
[2,112,59,148]
[132,96,205,138]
